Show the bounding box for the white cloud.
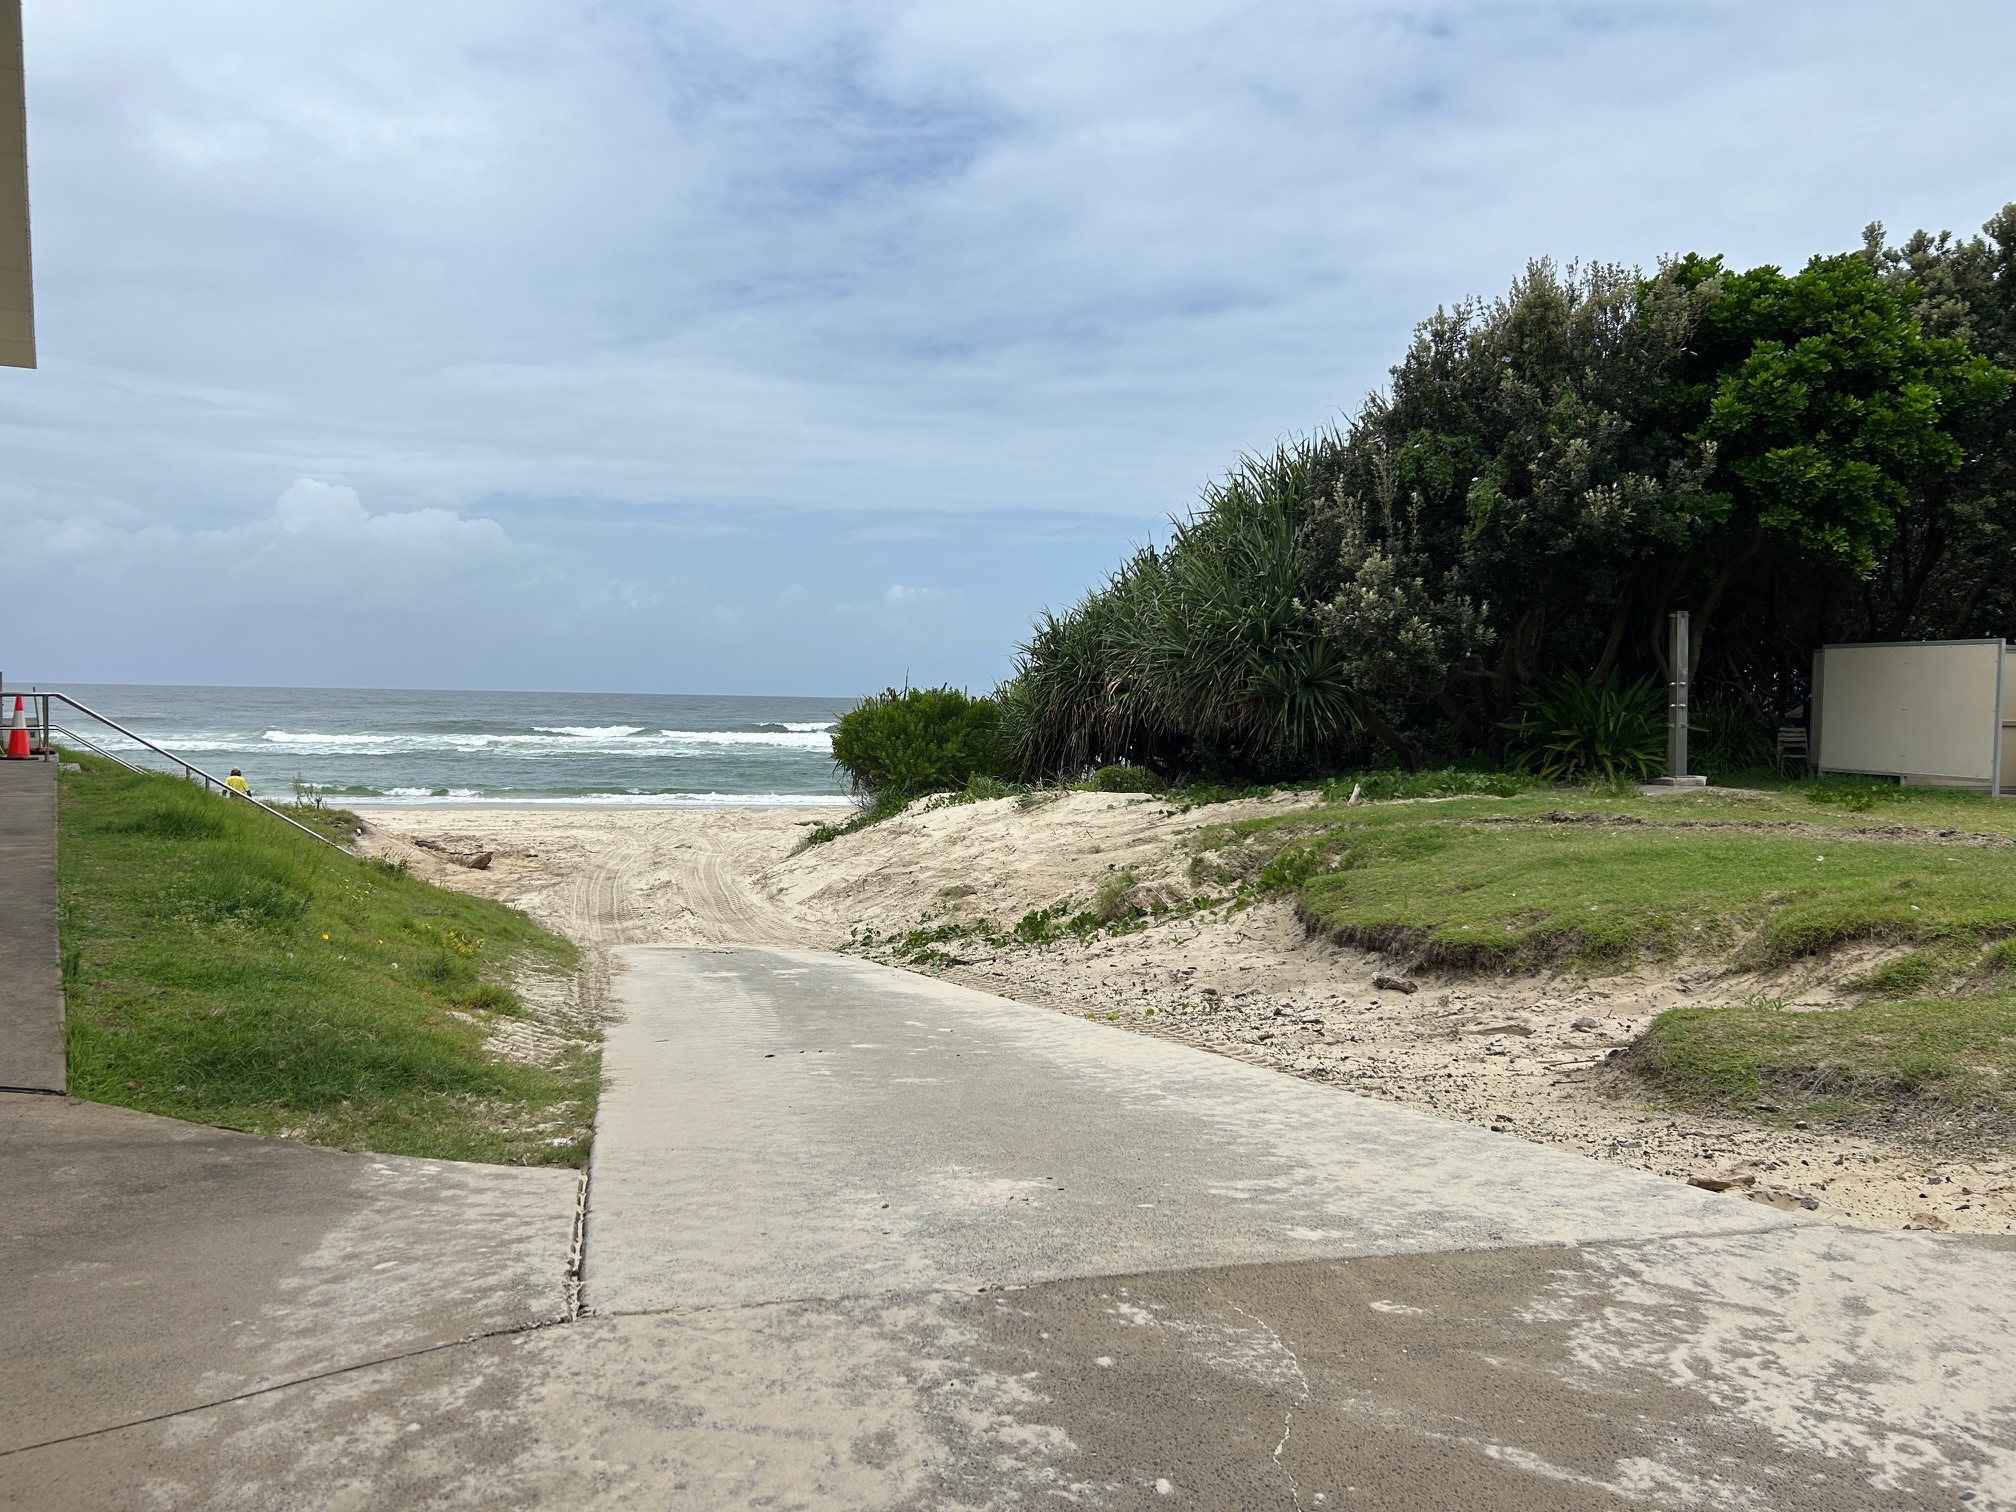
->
[881,584,961,609]
[15,478,522,582]
[267,479,512,553]
[273,479,367,534]
[833,583,967,617]
[2,480,632,683]
[5,1,2014,690]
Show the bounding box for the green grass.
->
[803,795,903,846]
[1845,946,1968,999]
[850,865,1190,969]
[1195,784,2016,973]
[57,757,595,1165]
[267,798,367,843]
[1626,995,2016,1133]
[1187,778,2016,1135]
[1077,765,1168,794]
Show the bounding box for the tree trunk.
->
[1588,587,1634,684]
[1435,688,1492,748]
[1887,517,1949,638]
[1687,532,1765,673]
[1356,700,1424,771]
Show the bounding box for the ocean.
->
[30,684,858,807]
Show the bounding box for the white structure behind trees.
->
[1812,639,2014,793]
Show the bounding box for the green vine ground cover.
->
[57,756,596,1165]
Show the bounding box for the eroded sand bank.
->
[362,795,2016,1236]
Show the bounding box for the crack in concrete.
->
[0,1314,572,1460]
[1232,1303,1312,1509]
[565,1167,590,1320]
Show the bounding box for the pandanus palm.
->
[1007,435,1358,780]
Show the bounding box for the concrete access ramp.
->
[584,948,1798,1311]
[0,759,63,1093]
[5,947,2014,1509]
[573,950,2016,1509]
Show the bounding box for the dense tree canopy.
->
[1006,208,2016,780]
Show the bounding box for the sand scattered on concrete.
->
[362,795,2016,1237]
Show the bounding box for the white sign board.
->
[1814,640,2005,788]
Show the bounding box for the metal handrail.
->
[45,722,149,776]
[9,689,350,853]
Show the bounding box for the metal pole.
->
[1645,610,1706,789]
[1668,611,1689,780]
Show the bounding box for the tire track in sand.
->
[359,805,847,1053]
[364,807,839,964]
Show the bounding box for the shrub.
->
[1084,764,1167,794]
[1322,767,1535,803]
[830,686,1007,806]
[1694,696,1779,778]
[1092,866,1141,922]
[1005,437,1359,783]
[1258,845,1332,892]
[1505,673,1666,784]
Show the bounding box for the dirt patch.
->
[1497,810,2016,848]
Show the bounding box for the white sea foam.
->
[158,727,843,756]
[654,729,832,749]
[348,791,849,809]
[97,725,832,755]
[79,701,845,806]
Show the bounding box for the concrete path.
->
[584,947,1794,1310]
[0,760,63,1092]
[0,1092,578,1506]
[5,947,2015,1509]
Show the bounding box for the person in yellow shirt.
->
[223,767,251,795]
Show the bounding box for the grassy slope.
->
[1625,994,2016,1133]
[58,758,596,1165]
[1196,780,2016,1133]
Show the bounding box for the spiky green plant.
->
[1505,673,1666,783]
[1006,436,1357,781]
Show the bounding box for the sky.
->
[2,0,2013,697]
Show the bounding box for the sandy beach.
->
[362,795,2016,1237]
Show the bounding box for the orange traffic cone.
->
[4,697,28,759]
